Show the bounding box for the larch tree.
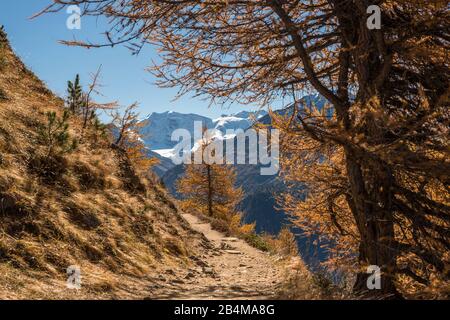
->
[177,163,243,220]
[177,132,243,220]
[111,103,158,172]
[111,103,141,148]
[40,0,449,298]
[79,67,118,141]
[65,68,118,142]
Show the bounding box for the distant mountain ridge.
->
[140,94,326,161]
[139,111,213,150]
[139,110,268,152]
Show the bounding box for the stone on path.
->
[222,237,239,242]
[224,250,241,255]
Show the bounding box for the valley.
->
[142,108,328,269]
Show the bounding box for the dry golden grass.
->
[0,30,201,299]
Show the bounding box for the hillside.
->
[0,28,306,300]
[0,28,208,299]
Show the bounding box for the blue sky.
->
[0,0,264,120]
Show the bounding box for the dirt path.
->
[150,214,286,300]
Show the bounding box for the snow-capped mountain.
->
[212,111,266,132]
[141,95,324,166]
[139,110,267,156]
[139,111,213,150]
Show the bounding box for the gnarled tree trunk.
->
[345,148,400,298]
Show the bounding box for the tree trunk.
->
[206,164,213,217]
[345,148,401,299]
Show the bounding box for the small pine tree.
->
[0,88,7,101]
[67,74,83,114]
[0,25,7,44]
[38,110,78,157]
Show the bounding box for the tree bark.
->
[345,148,401,299]
[206,164,213,217]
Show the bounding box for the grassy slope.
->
[0,29,200,299]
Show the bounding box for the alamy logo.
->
[66,5,81,30]
[67,265,81,289]
[171,121,279,176]
[367,5,381,30]
[366,265,381,290]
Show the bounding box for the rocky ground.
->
[148,214,290,300]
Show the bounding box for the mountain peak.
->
[139,109,262,150]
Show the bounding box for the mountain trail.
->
[150,214,288,300]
